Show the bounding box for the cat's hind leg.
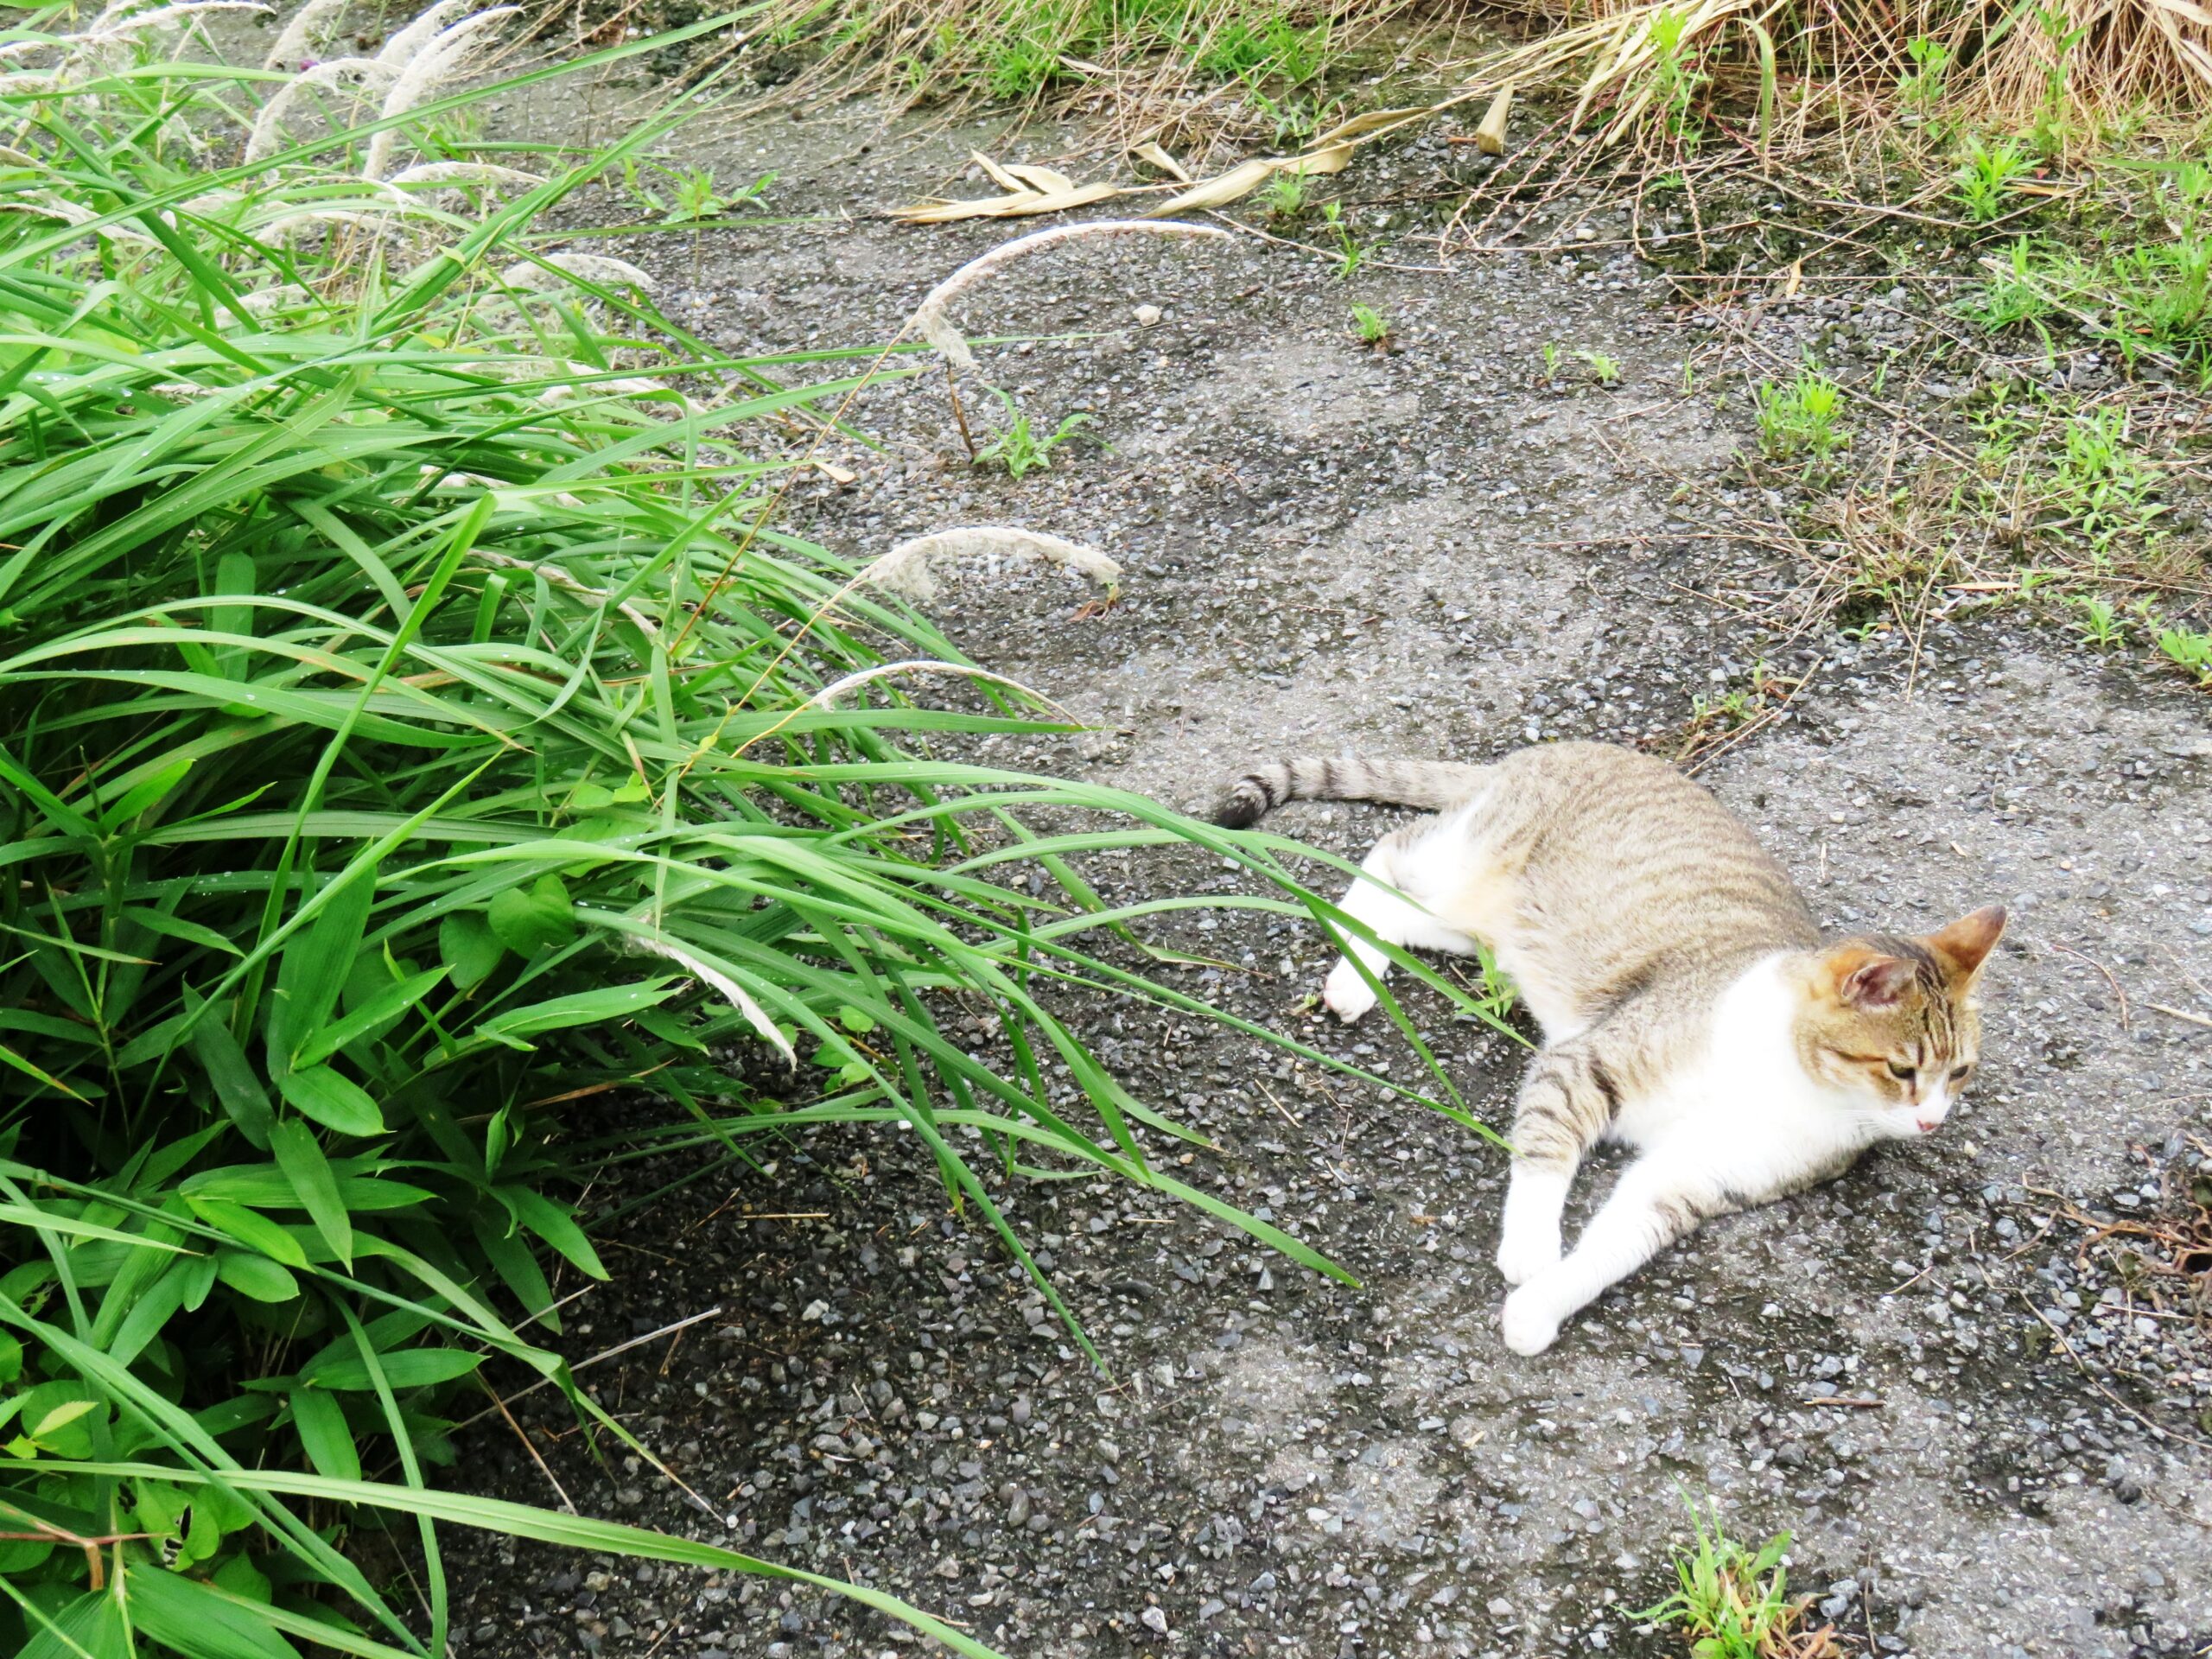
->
[1500,1146,1732,1356]
[1319,820,1477,1023]
[1494,1039,1620,1287]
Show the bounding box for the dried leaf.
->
[1312,106,1438,146]
[973,151,1026,192]
[898,179,1123,224]
[1130,141,1191,181]
[1003,162,1079,194]
[1474,83,1513,155]
[2145,0,2212,27]
[1143,143,1353,218]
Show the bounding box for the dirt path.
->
[452,100,2212,1659]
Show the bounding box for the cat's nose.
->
[1915,1116,1941,1134]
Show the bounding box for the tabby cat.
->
[1215,741,2004,1356]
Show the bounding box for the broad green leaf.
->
[292,964,446,1068]
[187,986,275,1149]
[276,1065,385,1137]
[473,979,674,1045]
[123,905,244,958]
[185,1198,308,1268]
[289,1389,361,1482]
[298,1347,483,1392]
[0,1203,189,1253]
[486,874,575,957]
[98,756,194,830]
[19,1382,103,1458]
[181,1164,432,1211]
[213,1249,300,1304]
[270,1119,353,1267]
[269,863,378,1070]
[437,911,505,991]
[0,1332,20,1385]
[21,1587,126,1659]
[125,1564,302,1659]
[500,1186,607,1280]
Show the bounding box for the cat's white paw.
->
[1500,1286,1563,1357]
[1494,1229,1560,1288]
[1322,958,1377,1023]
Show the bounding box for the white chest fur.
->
[1608,954,1872,1178]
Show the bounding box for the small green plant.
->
[2158,624,2212,685]
[1351,302,1390,344]
[975,391,1095,479]
[1197,12,1330,83]
[1962,236,2061,332]
[2072,594,2126,646]
[2029,3,2089,159]
[985,31,1059,99]
[1756,366,1847,462]
[1322,199,1367,279]
[1262,168,1309,218]
[2050,405,2163,550]
[1577,348,1623,385]
[1646,6,1711,140]
[1246,86,1338,148]
[1540,340,1561,383]
[1954,133,2033,223]
[1897,35,1952,117]
[1633,1504,1816,1659]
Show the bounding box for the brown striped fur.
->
[1213,741,2007,1352]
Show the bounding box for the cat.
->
[1214,741,2005,1356]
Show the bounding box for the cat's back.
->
[1471,742,1817,1008]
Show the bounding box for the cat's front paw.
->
[1321,958,1377,1023]
[1500,1286,1563,1357]
[1494,1230,1560,1288]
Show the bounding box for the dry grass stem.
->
[905,219,1228,375]
[862,525,1122,603]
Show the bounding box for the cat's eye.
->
[1950,1064,1971,1080]
[1886,1061,1916,1081]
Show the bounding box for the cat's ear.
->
[1928,904,2006,981]
[1834,950,1916,1009]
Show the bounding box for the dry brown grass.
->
[742,0,2210,159]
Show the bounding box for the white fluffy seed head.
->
[382,160,543,190]
[245,55,393,163]
[906,219,1229,377]
[362,6,515,180]
[262,0,348,67]
[627,938,794,1065]
[372,0,472,67]
[860,526,1121,606]
[0,197,162,246]
[77,0,269,41]
[498,251,653,292]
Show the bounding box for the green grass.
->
[781,0,1363,105]
[1953,133,2034,222]
[1576,347,1623,385]
[0,8,1514,1656]
[1350,302,1389,343]
[972,392,1096,477]
[1961,165,2211,379]
[1632,1503,1816,1658]
[1755,365,1847,463]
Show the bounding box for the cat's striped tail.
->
[1212,756,1491,828]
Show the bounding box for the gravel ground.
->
[444,77,2212,1659]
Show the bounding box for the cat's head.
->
[1797,905,2006,1138]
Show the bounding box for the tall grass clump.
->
[751,0,2209,158]
[753,0,1388,113]
[0,4,1507,1656]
